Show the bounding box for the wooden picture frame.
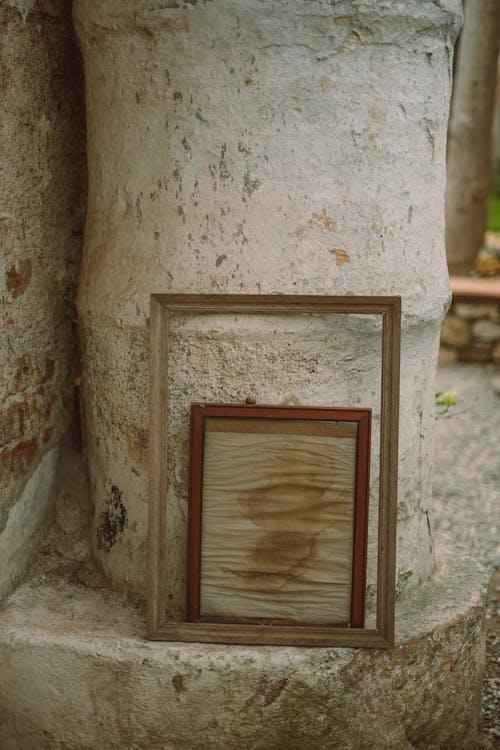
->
[148,294,401,648]
[187,403,371,629]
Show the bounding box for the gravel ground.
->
[433,362,500,747]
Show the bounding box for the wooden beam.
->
[450,277,500,303]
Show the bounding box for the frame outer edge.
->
[148,294,401,647]
[147,295,168,636]
[377,298,401,645]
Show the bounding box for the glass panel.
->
[199,418,357,625]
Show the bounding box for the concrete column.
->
[74,0,461,600]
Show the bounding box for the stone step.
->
[0,542,487,750]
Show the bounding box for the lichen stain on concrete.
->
[215,253,227,267]
[242,171,261,200]
[319,75,331,88]
[330,248,350,265]
[237,142,251,156]
[233,223,248,244]
[397,569,413,592]
[6,259,32,299]
[219,144,232,182]
[257,677,288,707]
[97,485,128,551]
[368,98,387,124]
[135,197,143,225]
[195,108,209,124]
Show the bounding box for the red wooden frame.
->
[186,403,371,629]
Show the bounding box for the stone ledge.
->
[441,278,500,363]
[0,542,488,750]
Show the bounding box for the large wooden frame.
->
[148,294,401,648]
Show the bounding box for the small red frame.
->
[187,403,371,630]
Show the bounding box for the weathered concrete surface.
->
[0,2,85,600]
[0,541,487,750]
[74,0,462,600]
[0,444,59,602]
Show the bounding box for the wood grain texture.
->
[377,301,401,643]
[200,420,357,625]
[151,294,400,315]
[149,622,390,648]
[147,297,168,634]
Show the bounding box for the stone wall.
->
[441,300,500,363]
[0,0,85,601]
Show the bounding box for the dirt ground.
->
[433,363,499,747]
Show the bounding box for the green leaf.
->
[435,390,456,408]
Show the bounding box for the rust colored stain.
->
[294,211,335,237]
[171,674,185,695]
[238,481,328,589]
[43,427,54,445]
[0,387,54,446]
[330,248,350,266]
[0,403,25,444]
[2,69,12,94]
[12,356,32,393]
[42,359,55,382]
[6,259,32,299]
[309,211,334,230]
[319,76,331,88]
[0,438,38,481]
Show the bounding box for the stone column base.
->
[0,542,487,750]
